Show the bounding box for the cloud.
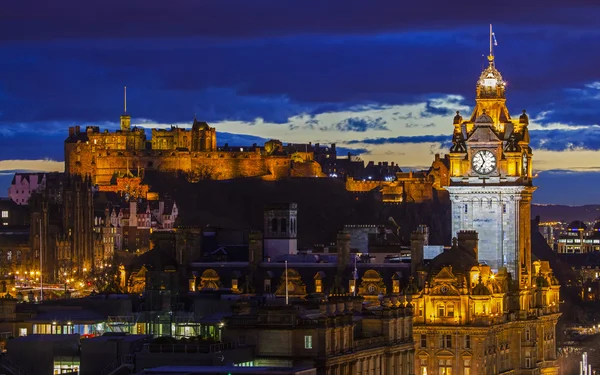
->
[3,1,600,41]
[530,127,600,151]
[347,134,450,146]
[331,117,389,132]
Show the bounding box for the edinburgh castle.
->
[65,101,326,189]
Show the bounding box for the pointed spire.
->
[124,86,127,114]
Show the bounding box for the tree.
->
[89,261,122,293]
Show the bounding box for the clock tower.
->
[445,41,534,287]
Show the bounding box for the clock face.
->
[522,154,528,175]
[441,286,449,294]
[472,150,496,175]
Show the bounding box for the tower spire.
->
[124,86,127,114]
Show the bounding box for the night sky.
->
[1,1,599,205]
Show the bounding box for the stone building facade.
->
[223,297,415,375]
[64,110,325,187]
[404,43,561,375]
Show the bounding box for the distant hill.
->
[145,172,452,248]
[532,204,600,222]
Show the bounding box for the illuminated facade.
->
[407,32,561,375]
[64,103,325,189]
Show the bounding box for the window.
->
[19,328,27,337]
[463,359,471,375]
[264,279,271,293]
[280,218,287,232]
[420,334,427,348]
[393,279,400,294]
[315,279,322,293]
[1,211,8,218]
[446,335,452,348]
[464,204,468,214]
[464,335,471,349]
[304,335,313,349]
[231,279,238,291]
[439,359,452,375]
[438,304,445,317]
[525,350,531,368]
[447,304,454,317]
[420,359,428,375]
[271,218,278,233]
[525,328,530,341]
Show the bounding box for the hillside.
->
[532,204,600,222]
[145,172,452,247]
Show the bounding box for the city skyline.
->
[1,1,600,204]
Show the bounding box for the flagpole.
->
[39,218,43,302]
[353,256,357,297]
[285,260,289,305]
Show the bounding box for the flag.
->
[492,32,498,46]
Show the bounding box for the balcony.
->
[354,336,386,351]
[141,341,235,354]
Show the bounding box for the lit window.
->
[463,359,471,375]
[1,211,8,218]
[304,335,312,349]
[315,279,322,293]
[420,358,428,375]
[393,279,400,294]
[231,279,238,291]
[447,304,454,317]
[437,304,445,317]
[19,328,27,337]
[439,359,452,375]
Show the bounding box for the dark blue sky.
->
[1,1,600,205]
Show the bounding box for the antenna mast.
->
[124,86,127,113]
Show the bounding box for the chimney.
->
[336,231,351,269]
[457,230,479,260]
[75,125,81,134]
[410,225,429,275]
[435,154,440,161]
[69,127,75,137]
[249,231,264,265]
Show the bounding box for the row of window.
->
[463,204,507,214]
[420,334,470,349]
[270,218,297,234]
[420,359,471,375]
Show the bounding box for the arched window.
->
[271,218,278,233]
[280,218,287,232]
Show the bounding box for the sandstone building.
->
[64,101,325,189]
[405,39,561,375]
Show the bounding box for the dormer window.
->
[315,279,322,293]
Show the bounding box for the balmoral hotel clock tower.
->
[445,30,534,287]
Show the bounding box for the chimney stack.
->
[336,231,351,269]
[410,225,429,275]
[457,230,479,260]
[249,231,264,265]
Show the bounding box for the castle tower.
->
[263,203,298,260]
[120,86,131,131]
[445,26,534,287]
[410,225,429,275]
